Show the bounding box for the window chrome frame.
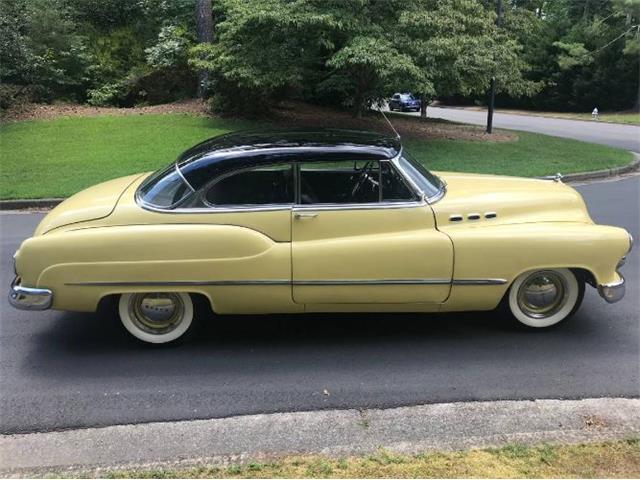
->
[392,149,446,204]
[136,148,445,214]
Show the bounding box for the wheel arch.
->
[97,290,217,315]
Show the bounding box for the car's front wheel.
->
[118,292,195,344]
[505,268,584,328]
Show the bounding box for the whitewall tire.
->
[118,292,194,344]
[507,268,583,328]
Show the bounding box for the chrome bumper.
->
[598,275,625,304]
[599,232,633,304]
[9,277,52,310]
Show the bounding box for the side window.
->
[205,164,293,206]
[392,94,400,100]
[381,162,418,201]
[299,160,380,204]
[298,160,418,205]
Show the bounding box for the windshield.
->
[397,150,443,199]
[400,94,416,101]
[137,163,193,208]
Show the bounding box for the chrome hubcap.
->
[517,271,568,319]
[128,293,185,335]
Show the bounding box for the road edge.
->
[1,397,638,475]
[1,155,638,211]
[442,105,640,127]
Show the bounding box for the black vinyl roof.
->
[177,129,401,190]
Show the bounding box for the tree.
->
[494,0,639,111]
[190,0,341,114]
[326,36,431,117]
[397,0,538,119]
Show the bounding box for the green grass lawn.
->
[405,131,632,177]
[0,113,633,199]
[63,440,640,478]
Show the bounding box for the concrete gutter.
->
[0,198,64,211]
[0,397,638,476]
[1,154,638,211]
[558,153,640,182]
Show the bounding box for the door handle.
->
[294,212,318,219]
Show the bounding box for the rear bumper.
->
[9,276,52,310]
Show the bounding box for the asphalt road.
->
[1,177,638,434]
[404,107,640,153]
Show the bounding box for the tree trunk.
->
[195,0,213,98]
[354,89,364,118]
[353,74,365,118]
[420,95,427,119]
[635,74,640,112]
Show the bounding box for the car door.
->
[291,159,453,304]
[390,94,400,110]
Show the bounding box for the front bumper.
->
[598,275,625,303]
[597,232,632,304]
[9,276,53,310]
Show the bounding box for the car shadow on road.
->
[40,306,516,349]
[17,302,603,383]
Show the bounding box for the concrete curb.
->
[0,198,64,211]
[0,397,638,476]
[1,154,638,211]
[558,153,640,182]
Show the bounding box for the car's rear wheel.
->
[118,292,195,344]
[506,268,584,328]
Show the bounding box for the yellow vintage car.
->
[10,130,632,343]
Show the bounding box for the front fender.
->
[441,222,630,311]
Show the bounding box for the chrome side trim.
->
[66,278,507,287]
[139,202,294,214]
[452,279,508,285]
[294,279,451,286]
[293,200,425,212]
[65,280,291,287]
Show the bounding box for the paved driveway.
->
[402,107,640,153]
[0,177,638,434]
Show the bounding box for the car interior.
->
[202,160,416,206]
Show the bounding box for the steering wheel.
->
[351,161,378,199]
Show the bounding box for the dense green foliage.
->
[488,0,640,111]
[0,113,630,199]
[190,0,538,115]
[1,0,638,113]
[0,0,196,108]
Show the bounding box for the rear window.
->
[137,164,193,208]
